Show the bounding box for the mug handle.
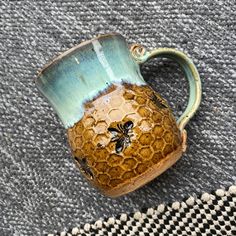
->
[130,45,202,132]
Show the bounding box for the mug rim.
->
[36,32,122,79]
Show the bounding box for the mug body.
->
[37,33,183,197]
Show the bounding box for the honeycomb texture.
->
[67,83,182,193]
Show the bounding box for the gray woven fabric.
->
[0,0,235,235]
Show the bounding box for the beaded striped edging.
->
[48,185,236,236]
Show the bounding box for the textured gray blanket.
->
[0,1,235,235]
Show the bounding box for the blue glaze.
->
[36,34,146,128]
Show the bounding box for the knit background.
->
[0,0,235,235]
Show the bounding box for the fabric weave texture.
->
[54,186,236,236]
[0,1,235,235]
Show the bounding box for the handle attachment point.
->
[130,44,148,63]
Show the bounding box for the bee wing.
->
[108,127,120,138]
[111,136,120,142]
[108,127,120,133]
[115,137,125,153]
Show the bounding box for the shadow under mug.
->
[36,33,201,197]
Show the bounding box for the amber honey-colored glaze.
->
[67,83,184,197]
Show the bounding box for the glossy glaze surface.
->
[36,33,145,128]
[67,83,182,196]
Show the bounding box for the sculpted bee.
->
[74,156,94,179]
[151,92,168,109]
[108,121,134,153]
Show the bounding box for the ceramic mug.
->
[36,33,201,197]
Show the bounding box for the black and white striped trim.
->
[48,185,236,236]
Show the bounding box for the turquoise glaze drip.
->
[36,34,146,128]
